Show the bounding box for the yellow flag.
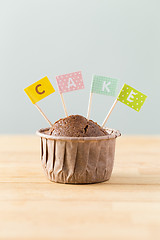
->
[24,76,55,104]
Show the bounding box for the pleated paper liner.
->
[36,128,121,184]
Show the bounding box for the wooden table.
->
[0,135,160,240]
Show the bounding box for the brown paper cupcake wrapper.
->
[36,128,121,184]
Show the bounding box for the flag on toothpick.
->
[91,75,118,96]
[56,71,84,94]
[24,76,55,126]
[24,76,55,104]
[87,75,118,119]
[56,71,84,117]
[102,83,147,127]
[117,84,147,112]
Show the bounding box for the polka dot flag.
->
[117,84,147,112]
[56,71,84,94]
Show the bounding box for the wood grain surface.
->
[0,135,160,240]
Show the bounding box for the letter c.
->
[35,84,45,95]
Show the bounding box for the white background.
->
[0,0,159,134]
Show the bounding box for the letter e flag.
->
[117,84,147,112]
[56,71,84,94]
[24,76,55,104]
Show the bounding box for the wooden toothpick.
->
[87,92,93,120]
[60,93,68,117]
[101,99,118,128]
[35,103,52,127]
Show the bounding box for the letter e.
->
[127,90,137,102]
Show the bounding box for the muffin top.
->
[49,115,109,137]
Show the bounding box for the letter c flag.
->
[24,76,55,104]
[35,84,45,95]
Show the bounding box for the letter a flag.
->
[24,76,55,104]
[91,75,118,96]
[117,84,147,112]
[56,71,84,94]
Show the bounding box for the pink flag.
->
[56,71,84,94]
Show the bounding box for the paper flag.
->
[117,84,147,112]
[56,71,84,94]
[24,76,55,104]
[91,75,118,96]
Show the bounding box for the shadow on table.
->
[100,172,160,185]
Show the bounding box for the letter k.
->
[102,81,111,92]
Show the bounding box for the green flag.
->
[91,75,118,96]
[117,84,147,112]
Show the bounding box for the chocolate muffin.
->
[37,115,121,184]
[49,115,109,137]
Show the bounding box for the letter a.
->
[102,81,111,92]
[68,78,76,88]
[127,90,137,102]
